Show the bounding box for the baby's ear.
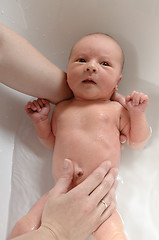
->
[118,74,122,83]
[114,85,118,91]
[114,74,122,91]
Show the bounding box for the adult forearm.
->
[0,23,72,103]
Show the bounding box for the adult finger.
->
[76,161,111,196]
[90,168,118,205]
[49,159,74,197]
[97,179,117,215]
[100,201,116,225]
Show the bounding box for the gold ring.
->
[101,200,108,209]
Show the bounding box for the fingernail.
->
[63,159,69,169]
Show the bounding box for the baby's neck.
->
[73,96,111,103]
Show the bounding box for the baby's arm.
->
[124,91,150,149]
[25,99,55,149]
[111,92,126,108]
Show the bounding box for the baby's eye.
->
[77,58,86,63]
[101,62,110,66]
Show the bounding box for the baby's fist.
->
[125,91,149,113]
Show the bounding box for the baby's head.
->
[67,33,124,100]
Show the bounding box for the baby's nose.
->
[85,63,98,73]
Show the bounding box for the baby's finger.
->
[24,102,31,110]
[119,134,126,144]
[125,95,131,103]
[31,102,38,111]
[42,99,50,107]
[41,99,48,104]
[140,94,149,105]
[37,98,44,108]
[33,100,41,112]
[25,102,36,111]
[131,91,140,105]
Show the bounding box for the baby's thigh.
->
[93,209,127,240]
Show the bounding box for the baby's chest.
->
[55,103,120,131]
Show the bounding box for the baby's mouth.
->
[82,79,96,84]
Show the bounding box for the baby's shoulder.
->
[109,100,124,111]
[54,99,72,113]
[109,101,129,119]
[56,99,72,108]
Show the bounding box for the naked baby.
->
[11,33,150,240]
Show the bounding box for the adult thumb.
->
[50,159,74,197]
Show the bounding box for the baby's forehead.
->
[74,34,112,48]
[71,34,120,56]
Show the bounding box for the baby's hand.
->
[125,91,149,114]
[25,98,50,122]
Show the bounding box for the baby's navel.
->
[74,163,84,180]
[76,169,84,178]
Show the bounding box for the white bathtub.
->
[0,0,159,239]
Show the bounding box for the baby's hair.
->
[69,32,125,72]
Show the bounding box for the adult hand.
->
[41,159,118,240]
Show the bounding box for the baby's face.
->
[67,34,123,101]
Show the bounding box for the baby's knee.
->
[93,210,127,240]
[9,193,48,239]
[9,214,39,239]
[93,229,127,240]
[111,232,127,240]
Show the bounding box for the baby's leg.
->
[9,192,48,239]
[93,209,127,240]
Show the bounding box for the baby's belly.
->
[52,131,121,187]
